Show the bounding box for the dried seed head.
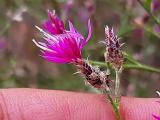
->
[104,26,124,71]
[74,59,111,89]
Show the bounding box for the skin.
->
[0,88,159,120]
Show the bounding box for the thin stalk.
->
[103,89,121,120]
[124,64,160,73]
[90,60,160,74]
[114,70,121,105]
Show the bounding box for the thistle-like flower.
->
[33,10,91,63]
[33,10,111,89]
[104,26,124,71]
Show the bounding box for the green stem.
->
[103,89,121,120]
[90,60,108,67]
[90,60,160,74]
[124,64,160,73]
[114,70,121,104]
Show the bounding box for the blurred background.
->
[0,0,160,97]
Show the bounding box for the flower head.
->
[33,10,92,64]
[104,26,123,71]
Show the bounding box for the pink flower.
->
[33,10,92,63]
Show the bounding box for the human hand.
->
[0,88,159,120]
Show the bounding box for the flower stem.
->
[90,60,160,74]
[114,70,121,108]
[103,89,121,120]
[124,64,160,73]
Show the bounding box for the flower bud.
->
[104,26,123,71]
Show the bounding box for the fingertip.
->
[1,89,159,120]
[120,97,160,120]
[0,89,116,120]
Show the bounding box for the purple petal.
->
[62,37,78,58]
[68,21,83,46]
[43,48,65,59]
[80,19,92,49]
[46,36,81,61]
[43,56,68,63]
[43,10,65,34]
[69,20,77,33]
[86,19,92,43]
[66,37,81,58]
[43,20,57,34]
